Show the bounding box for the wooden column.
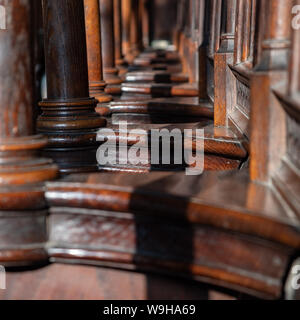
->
[0,0,58,185]
[219,0,237,53]
[114,0,127,68]
[122,0,134,63]
[129,0,140,57]
[250,0,292,182]
[141,0,150,48]
[38,0,106,174]
[84,0,112,103]
[254,0,292,71]
[100,0,122,87]
[0,0,58,267]
[234,0,256,65]
[208,0,222,59]
[214,0,237,127]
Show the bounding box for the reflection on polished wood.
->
[0,0,299,301]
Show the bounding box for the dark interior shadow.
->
[127,173,256,300]
[128,173,200,299]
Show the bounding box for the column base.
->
[0,135,58,267]
[104,67,123,85]
[0,135,58,186]
[89,81,112,103]
[37,97,106,174]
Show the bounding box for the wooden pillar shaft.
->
[100,0,122,85]
[255,0,292,71]
[250,0,292,182]
[0,0,58,266]
[114,0,125,65]
[38,0,106,174]
[0,0,57,185]
[219,0,237,52]
[84,0,112,103]
[208,0,222,58]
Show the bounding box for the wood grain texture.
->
[100,0,122,86]
[38,0,106,174]
[45,170,299,298]
[84,0,112,103]
[0,0,58,267]
[0,263,238,300]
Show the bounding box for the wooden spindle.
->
[84,0,112,104]
[100,0,122,87]
[122,0,133,63]
[114,0,126,67]
[38,0,106,174]
[130,0,141,58]
[141,0,150,48]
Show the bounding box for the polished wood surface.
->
[37,0,106,174]
[0,0,58,268]
[0,0,299,301]
[100,0,122,90]
[84,0,112,103]
[0,264,238,300]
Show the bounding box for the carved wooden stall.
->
[0,0,299,300]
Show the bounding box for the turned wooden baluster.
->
[122,0,134,63]
[114,0,127,73]
[250,0,292,182]
[84,0,112,103]
[141,0,150,48]
[0,0,58,266]
[130,0,142,57]
[100,0,122,87]
[38,0,106,174]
